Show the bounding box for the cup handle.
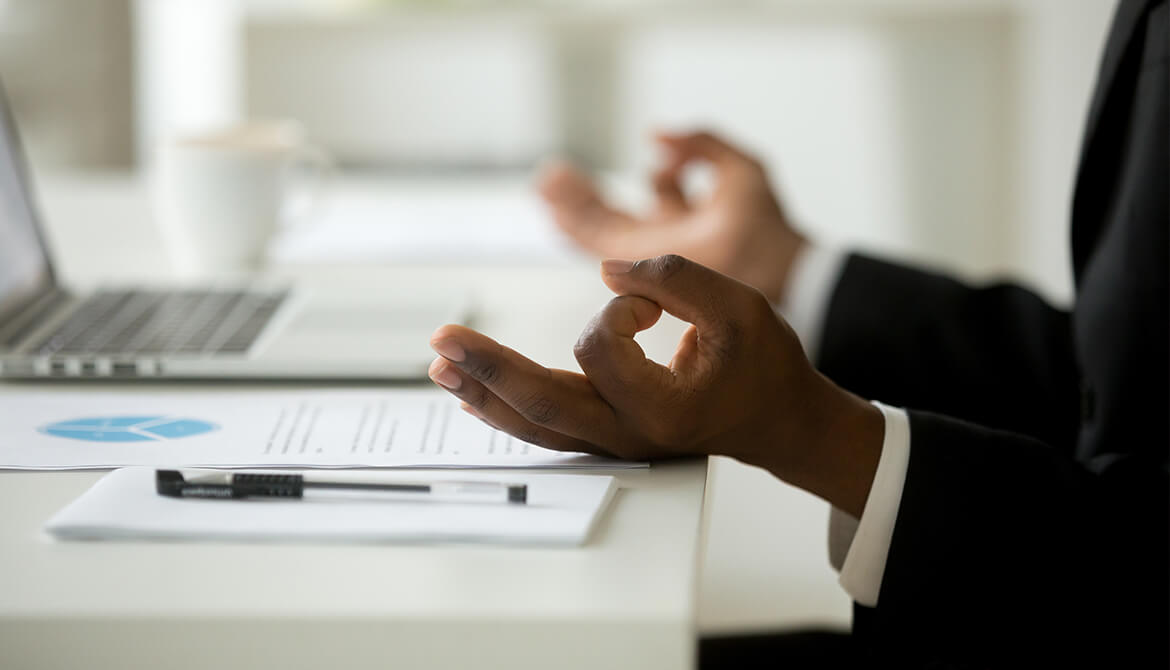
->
[281,143,333,229]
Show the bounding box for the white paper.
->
[45,467,618,546]
[0,390,644,470]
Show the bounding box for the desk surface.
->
[0,463,705,669]
[0,172,851,669]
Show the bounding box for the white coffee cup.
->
[154,120,329,276]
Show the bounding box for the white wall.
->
[1010,0,1116,304]
[237,1,1115,302]
[245,14,559,168]
[614,11,1017,283]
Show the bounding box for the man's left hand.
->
[427,254,884,517]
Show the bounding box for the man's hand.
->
[538,131,807,304]
[427,255,884,517]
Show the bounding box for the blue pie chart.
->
[39,416,219,442]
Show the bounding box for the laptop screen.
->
[0,80,55,323]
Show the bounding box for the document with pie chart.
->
[0,390,645,470]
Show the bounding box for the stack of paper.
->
[45,467,618,546]
[17,389,636,546]
[0,390,645,471]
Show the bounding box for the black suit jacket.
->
[816,0,1168,665]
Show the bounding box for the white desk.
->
[0,172,850,669]
[0,464,705,669]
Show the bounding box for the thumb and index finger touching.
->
[599,255,752,335]
[652,130,762,213]
[653,131,759,185]
[540,130,753,224]
[576,255,757,401]
[425,254,759,454]
[654,130,748,168]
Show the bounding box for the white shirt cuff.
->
[836,402,912,608]
[777,244,910,607]
[775,243,848,363]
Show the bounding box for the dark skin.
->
[428,254,885,518]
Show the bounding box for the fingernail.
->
[430,337,466,362]
[429,362,462,390]
[459,402,481,418]
[602,259,634,274]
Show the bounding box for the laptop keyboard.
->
[32,289,287,356]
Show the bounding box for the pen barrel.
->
[302,480,527,504]
[430,481,517,500]
[231,473,304,498]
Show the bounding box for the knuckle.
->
[709,317,746,364]
[466,358,500,385]
[518,392,559,426]
[706,288,771,364]
[637,253,687,282]
[573,327,605,362]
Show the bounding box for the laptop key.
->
[31,289,286,358]
[35,291,136,355]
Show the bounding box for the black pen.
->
[155,469,527,504]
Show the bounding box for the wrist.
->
[762,373,884,517]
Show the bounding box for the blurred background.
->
[0,0,1116,633]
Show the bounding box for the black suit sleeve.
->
[815,255,1169,667]
[816,258,1168,665]
[817,254,1081,449]
[808,0,1167,665]
[853,410,1169,667]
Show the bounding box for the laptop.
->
[0,82,471,381]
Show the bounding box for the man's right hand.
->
[538,131,808,304]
